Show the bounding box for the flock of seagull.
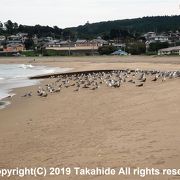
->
[22,69,180,98]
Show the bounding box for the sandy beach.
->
[0,56,180,180]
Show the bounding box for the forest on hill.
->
[67,16,180,39]
[1,15,180,40]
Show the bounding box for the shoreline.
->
[0,64,73,109]
[1,55,180,112]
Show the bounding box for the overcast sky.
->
[0,0,180,28]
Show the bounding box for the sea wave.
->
[0,64,72,109]
[18,64,34,69]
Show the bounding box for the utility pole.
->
[68,35,71,56]
[92,41,95,56]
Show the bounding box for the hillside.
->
[1,16,180,39]
[66,16,180,39]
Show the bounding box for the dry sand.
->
[0,56,180,180]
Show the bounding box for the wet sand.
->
[0,56,180,180]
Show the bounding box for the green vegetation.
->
[148,42,169,52]
[21,50,69,56]
[126,42,146,55]
[98,46,118,55]
[21,50,41,57]
[1,16,180,40]
[66,16,180,40]
[145,51,157,56]
[24,38,35,50]
[42,49,69,56]
[1,16,180,56]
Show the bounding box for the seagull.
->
[128,79,135,84]
[24,69,179,99]
[136,83,144,87]
[41,91,48,97]
[152,74,159,81]
[140,77,146,82]
[162,76,166,82]
[54,87,61,93]
[22,94,28,97]
[22,92,32,97]
[28,92,33,97]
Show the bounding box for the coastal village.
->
[1,30,180,56]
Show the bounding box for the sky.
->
[0,0,180,28]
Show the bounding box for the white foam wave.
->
[0,64,72,105]
[18,64,34,69]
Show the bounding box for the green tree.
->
[24,37,35,50]
[127,42,146,55]
[0,21,3,34]
[148,42,169,52]
[98,45,118,55]
[4,20,14,34]
[0,21,3,29]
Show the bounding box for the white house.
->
[158,46,180,55]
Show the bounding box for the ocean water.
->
[0,64,71,108]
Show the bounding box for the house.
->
[0,36,6,41]
[60,40,74,47]
[7,35,19,41]
[45,37,108,53]
[16,33,28,37]
[0,45,3,51]
[75,39,90,47]
[43,37,53,42]
[45,40,76,50]
[112,43,126,50]
[46,40,61,48]
[38,37,54,44]
[0,36,6,46]
[168,31,180,42]
[158,46,180,55]
[16,33,28,43]
[143,32,156,40]
[154,35,169,42]
[144,31,170,49]
[146,35,169,44]
[3,43,25,52]
[46,40,77,48]
[91,37,108,47]
[7,35,22,44]
[32,35,39,45]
